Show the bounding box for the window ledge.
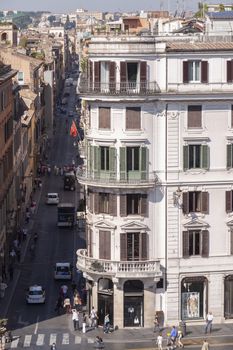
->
[183,136,210,142]
[184,169,208,175]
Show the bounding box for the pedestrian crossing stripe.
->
[10,333,92,348]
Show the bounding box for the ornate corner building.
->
[76,36,233,327]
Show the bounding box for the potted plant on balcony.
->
[91,261,105,272]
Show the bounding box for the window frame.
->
[100,146,110,171]
[188,61,201,83]
[99,193,110,214]
[126,146,140,171]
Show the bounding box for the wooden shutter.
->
[201,192,209,214]
[227,144,233,169]
[183,145,189,171]
[99,107,111,129]
[201,61,208,83]
[231,230,233,255]
[231,105,233,128]
[183,231,189,258]
[94,192,99,214]
[109,193,117,216]
[120,233,127,261]
[99,230,111,260]
[140,194,148,217]
[120,61,127,91]
[226,191,232,213]
[89,228,93,257]
[109,147,116,178]
[140,146,148,180]
[93,146,100,174]
[187,105,202,128]
[126,107,141,130]
[94,61,100,90]
[109,62,116,92]
[182,192,189,214]
[140,61,147,92]
[89,191,93,213]
[227,60,233,83]
[89,61,93,89]
[120,147,126,180]
[202,230,209,257]
[140,232,148,260]
[183,61,189,83]
[120,194,127,216]
[201,145,210,170]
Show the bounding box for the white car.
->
[26,285,45,304]
[46,193,59,205]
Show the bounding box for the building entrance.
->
[124,280,144,327]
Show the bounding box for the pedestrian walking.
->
[50,342,57,350]
[177,329,184,348]
[25,211,30,224]
[103,314,110,333]
[54,296,63,315]
[0,280,7,298]
[90,306,98,328]
[72,309,79,330]
[154,312,160,333]
[205,312,213,334]
[201,339,209,350]
[64,298,71,314]
[82,312,87,333]
[60,284,68,298]
[156,333,163,350]
[95,336,104,349]
[22,228,28,241]
[170,325,178,343]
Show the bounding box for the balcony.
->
[78,79,160,96]
[76,167,158,188]
[77,249,161,280]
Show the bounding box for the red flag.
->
[70,120,78,137]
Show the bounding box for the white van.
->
[46,193,59,205]
[54,262,72,280]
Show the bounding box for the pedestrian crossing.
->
[9,333,95,348]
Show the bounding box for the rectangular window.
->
[183,61,208,83]
[100,146,110,171]
[183,144,209,171]
[99,107,111,129]
[187,106,202,128]
[183,191,209,214]
[183,230,209,258]
[126,107,141,130]
[127,232,140,261]
[227,144,233,169]
[99,193,110,214]
[226,191,233,213]
[188,61,200,82]
[127,147,140,171]
[127,194,140,215]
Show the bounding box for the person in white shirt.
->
[90,306,98,328]
[157,333,163,350]
[205,311,213,334]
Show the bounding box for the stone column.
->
[113,279,124,328]
[92,281,98,310]
[144,281,156,327]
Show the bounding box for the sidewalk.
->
[0,181,43,318]
[77,323,233,345]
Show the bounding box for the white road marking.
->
[36,334,45,346]
[10,337,19,348]
[88,338,94,343]
[75,335,82,344]
[34,315,39,334]
[23,335,32,347]
[62,333,69,345]
[49,333,57,345]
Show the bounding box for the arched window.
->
[1,33,8,42]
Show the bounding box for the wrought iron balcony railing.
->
[78,80,160,95]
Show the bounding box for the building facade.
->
[76,36,233,327]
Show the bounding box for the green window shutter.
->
[109,147,116,176]
[88,144,93,173]
[183,146,189,171]
[93,146,100,174]
[227,144,232,169]
[140,146,148,180]
[120,147,126,180]
[201,145,209,170]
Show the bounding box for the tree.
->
[219,3,225,11]
[195,2,208,18]
[19,36,28,48]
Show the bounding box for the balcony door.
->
[120,232,148,261]
[120,146,148,181]
[127,232,140,261]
